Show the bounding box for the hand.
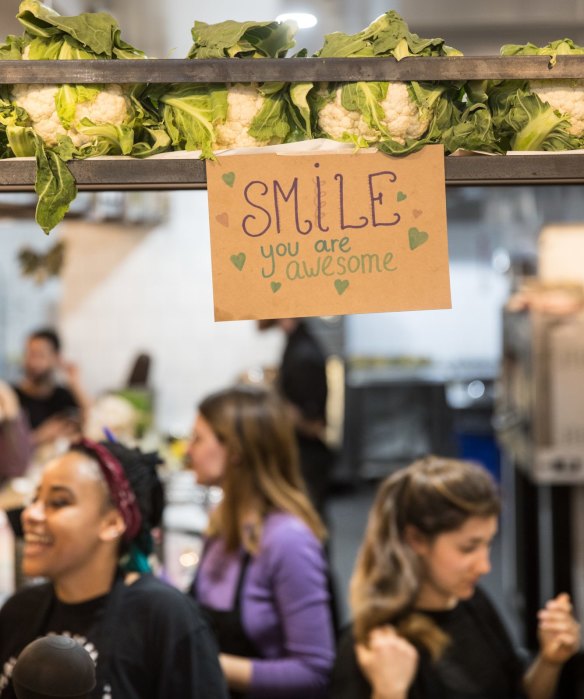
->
[59,360,80,387]
[355,626,419,699]
[32,414,82,447]
[538,593,580,665]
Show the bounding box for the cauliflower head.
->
[214,83,272,149]
[317,87,378,143]
[12,82,131,149]
[317,82,431,145]
[529,79,584,137]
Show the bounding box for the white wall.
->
[0,215,62,377]
[60,191,283,435]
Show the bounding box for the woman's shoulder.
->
[126,574,190,600]
[123,575,204,622]
[259,512,325,570]
[0,582,53,633]
[1,582,52,613]
[263,510,318,543]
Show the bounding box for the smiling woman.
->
[0,440,228,699]
[331,456,581,699]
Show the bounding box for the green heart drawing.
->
[397,191,407,202]
[334,279,349,295]
[222,172,236,187]
[408,227,429,250]
[230,253,246,271]
[270,281,282,293]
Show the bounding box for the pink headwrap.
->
[75,438,143,542]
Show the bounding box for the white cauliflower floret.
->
[318,82,430,145]
[214,83,270,149]
[317,87,378,143]
[530,79,584,136]
[380,82,430,142]
[12,82,130,148]
[75,86,128,127]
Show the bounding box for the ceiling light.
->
[276,12,318,29]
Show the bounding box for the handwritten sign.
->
[206,145,451,321]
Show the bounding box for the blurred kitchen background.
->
[2,1,584,694]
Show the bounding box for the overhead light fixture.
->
[276,12,318,29]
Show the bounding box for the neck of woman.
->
[53,557,119,604]
[414,584,458,612]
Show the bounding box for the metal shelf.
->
[0,55,583,84]
[2,153,584,191]
[1,56,584,191]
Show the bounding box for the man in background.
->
[12,328,89,448]
[258,318,334,518]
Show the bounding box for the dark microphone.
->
[12,635,96,699]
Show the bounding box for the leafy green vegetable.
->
[0,35,25,59]
[287,82,313,139]
[151,84,228,158]
[377,91,483,156]
[461,39,584,151]
[0,0,168,234]
[16,0,145,59]
[317,10,461,59]
[489,83,581,150]
[248,89,292,142]
[189,19,296,59]
[34,136,77,235]
[441,102,502,154]
[6,124,37,156]
[311,11,464,152]
[501,38,584,66]
[154,19,301,155]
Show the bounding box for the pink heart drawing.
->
[216,212,229,227]
[413,209,423,218]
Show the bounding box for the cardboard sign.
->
[206,145,451,321]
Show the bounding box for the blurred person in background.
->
[0,439,227,699]
[257,318,334,519]
[12,329,90,449]
[331,456,580,699]
[188,385,335,698]
[0,381,33,484]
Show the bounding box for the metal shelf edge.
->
[2,154,584,190]
[1,56,583,83]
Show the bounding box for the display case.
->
[2,55,584,190]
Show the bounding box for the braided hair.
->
[72,441,164,572]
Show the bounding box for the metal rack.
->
[1,55,584,190]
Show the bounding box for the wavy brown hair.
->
[198,385,326,553]
[350,455,500,658]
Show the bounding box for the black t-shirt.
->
[280,322,328,425]
[279,322,334,513]
[13,385,79,429]
[331,588,527,699]
[0,576,228,699]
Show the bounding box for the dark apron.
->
[193,550,261,699]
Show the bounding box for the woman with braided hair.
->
[331,456,580,699]
[0,439,228,699]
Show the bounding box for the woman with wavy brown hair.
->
[188,385,335,698]
[331,456,580,699]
